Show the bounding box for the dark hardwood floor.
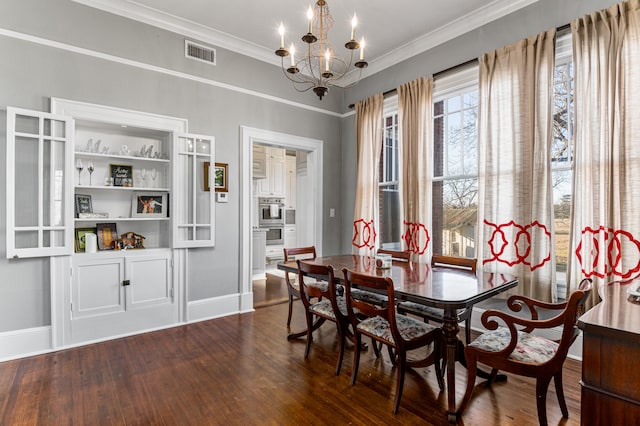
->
[0,301,581,425]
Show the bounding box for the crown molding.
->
[341,0,540,85]
[73,0,538,88]
[72,0,279,67]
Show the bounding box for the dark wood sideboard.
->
[577,282,640,425]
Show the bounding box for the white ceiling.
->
[73,0,539,83]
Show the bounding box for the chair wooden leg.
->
[286,294,294,327]
[393,351,406,414]
[457,349,478,418]
[372,338,381,358]
[487,368,499,385]
[554,371,569,418]
[387,345,396,366]
[303,312,314,359]
[351,333,362,386]
[335,321,346,376]
[535,375,552,426]
[464,315,472,345]
[434,338,444,391]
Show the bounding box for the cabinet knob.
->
[122,279,131,286]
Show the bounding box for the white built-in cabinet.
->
[257,146,285,197]
[284,225,296,248]
[5,99,215,346]
[252,144,267,179]
[252,229,266,275]
[285,154,296,209]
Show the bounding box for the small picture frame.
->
[214,162,228,192]
[96,223,117,250]
[131,192,168,217]
[75,194,93,218]
[75,227,96,253]
[110,164,133,187]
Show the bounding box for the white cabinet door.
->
[270,155,285,197]
[284,226,297,248]
[6,107,75,258]
[285,155,296,209]
[125,252,173,310]
[72,256,125,319]
[252,145,267,179]
[252,230,266,275]
[173,133,215,248]
[69,250,175,344]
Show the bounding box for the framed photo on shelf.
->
[75,227,96,253]
[96,223,117,250]
[131,192,168,217]
[110,164,133,187]
[74,194,93,218]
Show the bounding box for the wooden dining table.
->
[278,254,518,423]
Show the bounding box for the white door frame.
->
[239,126,323,311]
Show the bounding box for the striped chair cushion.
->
[469,327,559,364]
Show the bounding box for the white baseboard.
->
[186,293,254,323]
[0,326,53,362]
[470,306,583,361]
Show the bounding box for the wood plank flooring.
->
[0,302,582,425]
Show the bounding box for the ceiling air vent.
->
[185,40,216,66]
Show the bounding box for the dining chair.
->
[296,260,350,375]
[397,254,478,344]
[342,268,444,414]
[283,246,324,327]
[457,278,592,426]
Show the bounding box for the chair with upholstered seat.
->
[350,249,411,306]
[296,260,351,375]
[457,278,592,426]
[397,254,477,344]
[283,246,322,327]
[343,268,444,414]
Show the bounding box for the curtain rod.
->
[347,23,572,110]
[347,58,478,109]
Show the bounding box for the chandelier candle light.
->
[275,0,368,100]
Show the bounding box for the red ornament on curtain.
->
[352,218,377,250]
[401,221,430,255]
[483,219,551,271]
[575,226,640,279]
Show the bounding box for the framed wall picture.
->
[75,227,97,252]
[131,192,168,217]
[110,164,133,187]
[214,162,228,192]
[96,223,117,250]
[74,194,93,218]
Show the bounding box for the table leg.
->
[287,317,325,340]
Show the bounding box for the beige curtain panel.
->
[352,94,384,255]
[569,0,640,307]
[477,29,557,302]
[398,77,434,263]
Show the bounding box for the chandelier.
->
[275,0,368,100]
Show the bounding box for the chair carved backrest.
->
[431,254,477,273]
[377,249,411,262]
[343,269,403,348]
[283,246,316,287]
[296,259,336,311]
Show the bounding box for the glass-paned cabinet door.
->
[6,107,74,258]
[173,133,215,248]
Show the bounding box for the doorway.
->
[239,127,323,312]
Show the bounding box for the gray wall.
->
[339,0,621,253]
[0,0,344,330]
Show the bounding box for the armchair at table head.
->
[342,267,444,414]
[283,246,318,327]
[457,278,593,426]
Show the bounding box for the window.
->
[552,32,574,298]
[432,71,479,258]
[378,105,401,249]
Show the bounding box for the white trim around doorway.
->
[239,126,323,311]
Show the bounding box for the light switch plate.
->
[216,192,229,203]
